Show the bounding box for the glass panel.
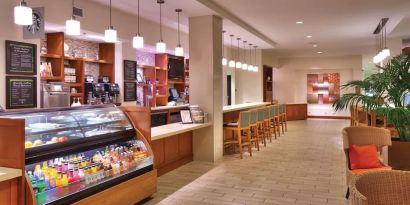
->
[70,107,133,138]
[25,140,152,205]
[1,111,82,149]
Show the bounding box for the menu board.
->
[123,60,137,81]
[124,82,136,101]
[6,40,37,75]
[6,76,37,109]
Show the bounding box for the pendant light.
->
[222,30,227,66]
[228,35,235,68]
[104,0,117,42]
[156,0,166,53]
[14,0,32,26]
[247,43,254,71]
[381,23,390,59]
[241,41,248,70]
[235,38,242,69]
[133,0,144,48]
[66,0,81,36]
[253,46,259,72]
[174,9,184,56]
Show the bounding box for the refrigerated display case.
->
[0,105,155,205]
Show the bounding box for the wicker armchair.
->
[342,126,392,198]
[350,170,410,205]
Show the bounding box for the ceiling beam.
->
[196,0,277,48]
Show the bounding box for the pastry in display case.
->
[0,105,155,205]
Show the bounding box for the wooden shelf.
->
[41,76,61,81]
[156,84,167,87]
[64,56,82,61]
[139,65,156,69]
[70,93,83,97]
[40,53,62,59]
[67,83,82,87]
[84,58,113,64]
[137,83,150,87]
[168,80,185,84]
[155,95,167,98]
[155,67,167,71]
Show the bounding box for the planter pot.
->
[389,140,410,171]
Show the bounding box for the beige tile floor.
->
[141,119,349,205]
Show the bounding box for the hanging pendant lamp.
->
[174,9,184,56]
[222,30,227,66]
[228,35,235,68]
[253,46,259,72]
[14,0,32,26]
[156,0,166,53]
[247,43,254,71]
[235,38,242,69]
[105,0,117,42]
[241,41,248,70]
[133,0,144,48]
[66,0,81,36]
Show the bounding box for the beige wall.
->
[264,54,363,117]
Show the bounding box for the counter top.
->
[0,167,22,182]
[151,104,189,111]
[223,102,270,113]
[151,122,212,141]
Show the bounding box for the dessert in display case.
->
[0,105,156,205]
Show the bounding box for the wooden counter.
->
[223,102,270,113]
[0,167,21,183]
[286,104,308,121]
[151,104,189,112]
[150,122,212,176]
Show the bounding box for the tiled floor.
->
[142,119,349,205]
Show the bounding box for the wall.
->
[0,0,188,108]
[266,55,363,117]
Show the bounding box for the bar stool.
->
[263,107,273,143]
[282,104,288,132]
[273,105,281,137]
[257,108,267,147]
[223,111,252,159]
[278,104,287,134]
[269,106,278,140]
[249,109,260,151]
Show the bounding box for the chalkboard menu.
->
[123,60,137,81]
[124,82,137,101]
[6,76,37,109]
[6,40,37,75]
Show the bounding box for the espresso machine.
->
[104,83,121,105]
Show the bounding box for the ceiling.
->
[92,0,410,57]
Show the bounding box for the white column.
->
[189,15,223,162]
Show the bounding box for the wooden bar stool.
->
[280,104,287,132]
[249,109,260,151]
[263,107,273,143]
[269,106,278,140]
[223,111,252,159]
[273,105,281,137]
[257,108,267,147]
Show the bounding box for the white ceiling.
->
[213,0,410,57]
[91,0,271,48]
[91,0,410,57]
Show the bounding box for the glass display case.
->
[0,105,154,205]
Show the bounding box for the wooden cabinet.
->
[0,178,19,205]
[263,65,273,102]
[286,104,308,121]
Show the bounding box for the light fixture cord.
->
[137,0,140,34]
[222,31,225,57]
[243,41,247,63]
[177,11,180,45]
[72,0,74,16]
[230,35,234,60]
[237,38,240,61]
[160,3,163,41]
[249,44,252,64]
[109,0,112,27]
[384,23,387,49]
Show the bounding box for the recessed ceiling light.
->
[296,21,303,24]
[317,51,323,54]
[306,35,313,38]
[313,44,318,48]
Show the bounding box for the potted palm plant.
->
[333,53,410,170]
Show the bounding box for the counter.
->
[0,167,21,182]
[151,122,212,141]
[150,122,212,176]
[223,102,271,113]
[151,104,189,111]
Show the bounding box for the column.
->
[189,15,223,162]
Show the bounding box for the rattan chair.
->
[342,126,392,198]
[350,170,410,205]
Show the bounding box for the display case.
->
[0,105,155,205]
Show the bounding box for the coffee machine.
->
[104,83,121,105]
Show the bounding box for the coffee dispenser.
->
[104,83,121,105]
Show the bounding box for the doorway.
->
[227,75,232,105]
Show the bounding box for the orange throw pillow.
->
[349,144,382,170]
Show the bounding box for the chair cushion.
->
[349,144,382,170]
[351,166,392,174]
[224,122,238,127]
